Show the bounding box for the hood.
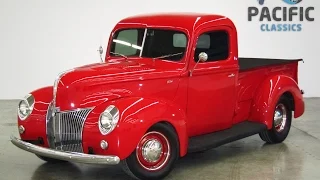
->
[55,58,184,111]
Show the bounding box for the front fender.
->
[82,97,188,160]
[249,75,305,129]
[18,86,53,147]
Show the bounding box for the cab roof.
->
[116,12,235,33]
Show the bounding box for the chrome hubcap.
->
[136,131,171,171]
[274,104,287,132]
[142,139,163,163]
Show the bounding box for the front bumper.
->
[10,135,120,165]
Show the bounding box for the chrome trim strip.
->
[80,108,94,151]
[56,107,93,152]
[58,107,95,114]
[48,68,74,149]
[46,107,94,152]
[139,28,147,57]
[52,68,75,116]
[10,135,120,165]
[46,101,55,148]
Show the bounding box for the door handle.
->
[228,73,235,78]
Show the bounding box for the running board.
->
[188,121,267,153]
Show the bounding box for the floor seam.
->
[292,125,320,141]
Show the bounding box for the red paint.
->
[55,59,183,111]
[18,13,304,161]
[186,24,238,136]
[81,97,187,159]
[249,74,305,129]
[235,62,304,126]
[18,86,53,148]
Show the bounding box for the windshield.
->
[109,28,188,61]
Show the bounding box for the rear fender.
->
[249,75,304,129]
[84,97,188,159]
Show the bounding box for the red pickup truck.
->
[11,13,305,180]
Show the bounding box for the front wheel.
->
[121,123,179,180]
[259,96,292,143]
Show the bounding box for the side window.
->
[173,33,187,48]
[194,30,229,62]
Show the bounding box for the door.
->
[186,27,238,137]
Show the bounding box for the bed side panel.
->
[233,62,298,124]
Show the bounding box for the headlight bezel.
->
[18,94,35,120]
[98,105,120,135]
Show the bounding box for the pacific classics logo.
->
[248,0,315,32]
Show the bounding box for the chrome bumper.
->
[10,135,120,165]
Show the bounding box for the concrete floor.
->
[0,99,320,180]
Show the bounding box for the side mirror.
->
[98,46,103,55]
[198,52,208,62]
[190,52,208,77]
[98,46,104,62]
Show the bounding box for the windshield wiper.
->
[153,52,184,60]
[110,52,128,59]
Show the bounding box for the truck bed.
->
[233,57,302,124]
[238,58,303,71]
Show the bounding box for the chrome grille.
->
[46,105,92,153]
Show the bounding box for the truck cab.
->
[11,13,305,180]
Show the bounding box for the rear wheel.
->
[121,123,179,180]
[259,96,292,143]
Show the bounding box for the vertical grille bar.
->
[50,108,92,153]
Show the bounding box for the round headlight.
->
[18,94,35,120]
[98,105,119,135]
[19,100,29,116]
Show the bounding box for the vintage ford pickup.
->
[11,13,305,180]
